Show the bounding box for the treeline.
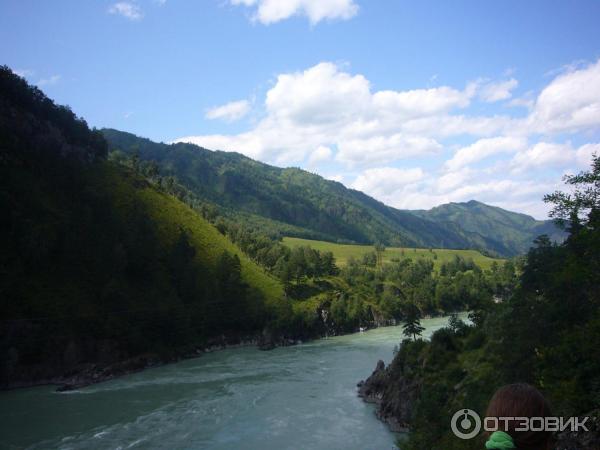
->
[379,156,600,450]
[342,254,515,320]
[0,65,106,163]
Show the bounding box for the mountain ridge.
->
[103,129,564,256]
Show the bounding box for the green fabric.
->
[485,431,516,449]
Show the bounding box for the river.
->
[0,316,454,450]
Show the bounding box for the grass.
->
[99,163,286,308]
[282,237,503,271]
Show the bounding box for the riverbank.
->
[2,310,460,393]
[1,334,303,392]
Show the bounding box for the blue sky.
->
[2,0,600,218]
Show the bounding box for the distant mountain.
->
[102,129,563,256]
[409,200,565,256]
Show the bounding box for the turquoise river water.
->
[0,316,453,450]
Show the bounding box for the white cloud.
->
[14,69,34,78]
[37,75,61,87]
[445,136,527,171]
[510,142,600,174]
[265,62,371,125]
[177,62,476,165]
[478,78,518,102]
[436,167,474,191]
[529,59,600,133]
[230,0,358,24]
[336,134,442,166]
[400,114,515,139]
[575,143,600,169]
[205,100,250,121]
[372,85,473,117]
[308,145,333,165]
[108,2,143,21]
[510,142,573,173]
[352,167,424,198]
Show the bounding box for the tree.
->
[402,302,425,341]
[544,153,600,230]
[448,313,466,334]
[362,251,377,267]
[374,242,386,267]
[320,251,337,275]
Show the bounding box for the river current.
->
[0,316,453,450]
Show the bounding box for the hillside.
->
[101,129,486,250]
[102,129,561,256]
[0,66,288,388]
[282,237,501,271]
[410,200,565,256]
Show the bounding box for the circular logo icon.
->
[451,409,481,440]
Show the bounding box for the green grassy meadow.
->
[282,237,502,271]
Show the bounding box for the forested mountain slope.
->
[103,129,561,256]
[102,129,485,251]
[410,200,565,256]
[0,66,288,388]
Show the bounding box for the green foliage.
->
[393,156,600,449]
[402,303,425,341]
[412,199,566,256]
[101,129,549,256]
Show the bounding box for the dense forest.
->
[102,129,563,257]
[0,66,290,387]
[359,156,600,449]
[411,200,566,257]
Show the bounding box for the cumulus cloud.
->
[336,134,442,166]
[510,142,600,174]
[230,0,359,25]
[528,59,600,133]
[177,62,475,165]
[445,136,527,171]
[308,145,333,165]
[108,2,143,21]
[352,167,425,198]
[478,78,519,102]
[205,100,250,121]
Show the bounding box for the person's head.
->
[485,383,553,450]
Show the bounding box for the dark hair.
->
[485,383,553,450]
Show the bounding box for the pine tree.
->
[402,303,425,341]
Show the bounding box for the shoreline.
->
[1,336,291,393]
[2,312,457,393]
